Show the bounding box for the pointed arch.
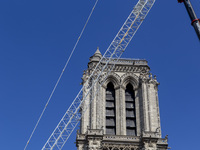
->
[121,73,139,90]
[102,72,121,89]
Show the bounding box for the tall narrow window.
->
[125,83,136,136]
[105,82,116,135]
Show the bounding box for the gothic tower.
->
[76,49,168,150]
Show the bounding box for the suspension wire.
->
[24,0,99,149]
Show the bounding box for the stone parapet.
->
[101,58,148,66]
[103,135,140,142]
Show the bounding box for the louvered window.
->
[125,83,136,136]
[106,82,116,135]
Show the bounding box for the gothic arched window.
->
[125,83,136,136]
[105,82,116,135]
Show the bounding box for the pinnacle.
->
[94,47,101,56]
[89,47,102,62]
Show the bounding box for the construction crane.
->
[42,0,155,149]
[178,0,200,40]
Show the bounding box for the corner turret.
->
[89,47,102,62]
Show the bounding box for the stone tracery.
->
[76,50,169,150]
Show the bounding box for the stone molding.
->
[103,135,140,142]
[77,55,169,150]
[100,72,140,90]
[121,72,139,90]
[101,72,121,89]
[87,63,150,74]
[102,143,139,150]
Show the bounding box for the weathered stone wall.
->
[77,50,168,150]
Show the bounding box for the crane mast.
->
[178,0,200,40]
[42,0,155,149]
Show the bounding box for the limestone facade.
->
[76,49,168,150]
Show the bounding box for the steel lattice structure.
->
[42,0,155,149]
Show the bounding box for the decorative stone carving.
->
[102,143,138,150]
[77,50,169,150]
[100,72,121,89]
[121,72,139,90]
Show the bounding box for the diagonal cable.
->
[24,0,99,149]
[42,0,156,149]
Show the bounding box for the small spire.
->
[89,47,102,62]
[94,47,101,56]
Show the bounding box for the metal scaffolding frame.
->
[42,0,156,149]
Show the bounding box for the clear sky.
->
[1,0,200,150]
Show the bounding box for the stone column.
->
[101,86,106,132]
[141,78,150,132]
[81,81,90,134]
[115,86,120,135]
[120,85,126,135]
[91,83,97,129]
[135,88,141,136]
[96,85,104,130]
[147,78,161,137]
[155,86,162,137]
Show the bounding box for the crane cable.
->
[24,0,99,149]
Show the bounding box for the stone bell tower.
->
[76,48,169,150]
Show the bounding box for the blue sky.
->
[1,0,200,150]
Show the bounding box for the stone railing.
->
[103,135,140,142]
[101,58,148,66]
[86,129,104,135]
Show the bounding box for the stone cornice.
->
[87,59,150,74]
[102,144,139,150]
[83,59,150,84]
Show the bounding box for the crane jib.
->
[42,0,156,149]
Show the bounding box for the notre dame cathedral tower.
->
[76,48,169,150]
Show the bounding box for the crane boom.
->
[178,0,200,40]
[42,0,155,149]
